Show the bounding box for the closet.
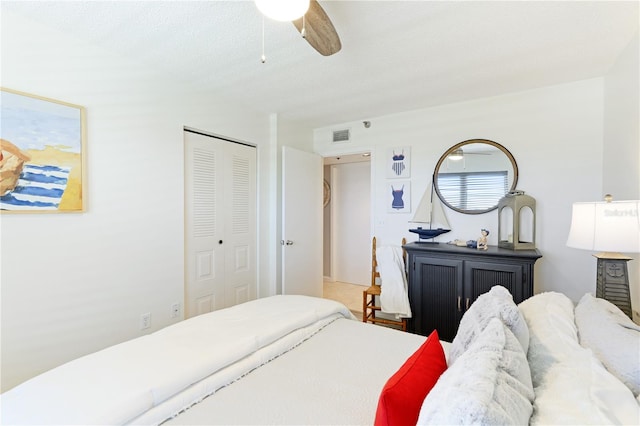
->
[184,130,257,318]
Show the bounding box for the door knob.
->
[286,240,294,245]
[219,240,223,244]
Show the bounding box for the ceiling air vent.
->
[332,129,351,143]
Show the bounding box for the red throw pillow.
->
[374,330,447,426]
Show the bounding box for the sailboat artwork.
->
[409,181,451,242]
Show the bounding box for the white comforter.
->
[1,295,355,425]
[164,316,435,425]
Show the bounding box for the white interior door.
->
[282,146,323,297]
[185,131,256,318]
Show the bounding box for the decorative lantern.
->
[498,190,536,250]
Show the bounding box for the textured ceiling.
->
[3,0,639,128]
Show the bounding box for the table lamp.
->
[566,196,640,318]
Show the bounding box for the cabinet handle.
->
[457,296,462,312]
[466,298,470,310]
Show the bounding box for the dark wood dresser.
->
[403,242,542,341]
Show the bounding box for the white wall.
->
[315,78,606,304]
[603,31,640,318]
[0,11,278,391]
[332,161,371,286]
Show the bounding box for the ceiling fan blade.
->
[293,0,341,56]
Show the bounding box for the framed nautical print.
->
[1,88,86,213]
[387,180,411,213]
[387,146,410,179]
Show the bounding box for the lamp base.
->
[594,253,632,318]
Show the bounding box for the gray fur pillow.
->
[417,318,534,425]
[448,285,529,365]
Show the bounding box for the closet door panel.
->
[223,143,257,308]
[185,132,226,317]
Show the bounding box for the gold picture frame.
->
[1,88,86,213]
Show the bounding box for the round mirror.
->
[433,139,518,214]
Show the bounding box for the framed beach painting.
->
[1,88,86,213]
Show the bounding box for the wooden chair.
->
[362,236,408,331]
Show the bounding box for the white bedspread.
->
[164,317,439,425]
[377,245,412,318]
[1,295,355,425]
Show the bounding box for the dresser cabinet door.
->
[409,256,463,341]
[405,244,540,341]
[464,261,524,304]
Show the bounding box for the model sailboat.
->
[409,181,451,242]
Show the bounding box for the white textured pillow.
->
[449,285,529,364]
[518,291,579,386]
[417,317,534,425]
[519,292,640,425]
[575,293,640,396]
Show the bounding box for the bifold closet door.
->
[184,131,257,318]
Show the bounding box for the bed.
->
[2,291,639,425]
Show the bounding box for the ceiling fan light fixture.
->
[449,149,464,161]
[255,0,310,22]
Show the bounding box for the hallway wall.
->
[330,161,371,286]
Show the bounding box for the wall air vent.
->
[332,129,351,143]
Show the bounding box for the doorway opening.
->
[322,152,371,315]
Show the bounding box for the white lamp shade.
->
[255,0,310,21]
[566,200,640,253]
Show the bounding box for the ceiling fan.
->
[446,148,489,169]
[449,148,491,161]
[255,0,341,56]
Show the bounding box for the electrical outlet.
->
[140,312,151,330]
[171,303,180,318]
